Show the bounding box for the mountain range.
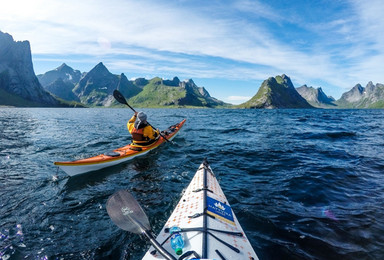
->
[2,30,384,109]
[236,74,384,109]
[295,82,384,109]
[336,82,384,108]
[37,63,229,108]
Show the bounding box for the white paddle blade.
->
[106,190,151,234]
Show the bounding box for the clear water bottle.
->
[169,226,184,255]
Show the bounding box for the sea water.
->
[1,108,384,259]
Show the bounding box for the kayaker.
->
[127,111,160,146]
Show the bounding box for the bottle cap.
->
[175,248,182,255]
[169,226,180,234]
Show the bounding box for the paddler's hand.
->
[134,112,138,117]
[154,129,160,138]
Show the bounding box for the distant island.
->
[296,82,384,109]
[1,30,384,109]
[237,74,313,109]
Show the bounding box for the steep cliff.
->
[0,31,62,106]
[296,85,336,107]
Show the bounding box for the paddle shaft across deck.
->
[54,119,186,176]
[142,160,258,260]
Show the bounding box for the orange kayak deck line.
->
[54,119,186,176]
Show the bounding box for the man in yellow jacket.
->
[127,111,159,146]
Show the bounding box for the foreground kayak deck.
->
[54,119,186,176]
[142,159,258,260]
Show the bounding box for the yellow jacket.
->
[127,115,159,141]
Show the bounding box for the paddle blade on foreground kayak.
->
[106,190,151,234]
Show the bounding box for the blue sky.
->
[1,0,383,104]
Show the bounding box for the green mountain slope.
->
[128,77,229,108]
[128,77,185,107]
[238,74,313,108]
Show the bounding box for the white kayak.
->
[142,159,258,260]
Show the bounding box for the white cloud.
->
[227,96,253,101]
[1,0,383,99]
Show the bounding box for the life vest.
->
[131,121,150,142]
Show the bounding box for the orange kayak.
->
[54,119,186,176]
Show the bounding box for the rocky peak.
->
[337,82,384,108]
[118,73,129,85]
[354,84,364,92]
[186,79,195,84]
[317,88,327,99]
[38,63,81,86]
[56,63,71,71]
[296,85,336,107]
[116,73,142,99]
[0,31,60,106]
[180,79,193,88]
[365,81,375,94]
[73,62,115,98]
[296,85,316,98]
[91,62,110,75]
[198,87,211,98]
[72,62,143,106]
[339,84,364,103]
[281,74,295,89]
[238,74,313,109]
[176,78,225,107]
[56,63,81,78]
[163,77,180,86]
[134,77,149,87]
[0,31,13,43]
[0,32,32,66]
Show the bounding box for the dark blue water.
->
[1,108,384,260]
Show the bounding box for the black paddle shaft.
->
[113,90,172,143]
[143,230,177,260]
[113,90,137,112]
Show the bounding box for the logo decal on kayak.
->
[207,196,235,226]
[214,202,226,211]
[121,207,133,215]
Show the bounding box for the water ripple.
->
[1,108,384,259]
